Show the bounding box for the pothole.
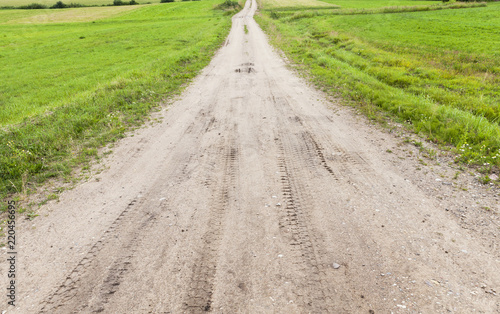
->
[235,67,255,73]
[235,63,256,73]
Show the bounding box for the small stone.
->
[276,203,281,207]
[486,289,497,296]
[332,263,341,269]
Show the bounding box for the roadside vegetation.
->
[0,0,210,9]
[256,0,500,172]
[0,1,236,209]
[1,0,151,7]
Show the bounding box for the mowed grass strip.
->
[0,1,235,203]
[321,0,442,8]
[256,0,336,10]
[256,1,500,167]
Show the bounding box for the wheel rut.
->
[269,92,339,312]
[38,108,219,313]
[39,195,158,313]
[183,127,240,313]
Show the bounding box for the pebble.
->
[276,203,281,207]
[332,263,341,269]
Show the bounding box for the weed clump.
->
[270,11,280,19]
[113,0,138,5]
[216,0,240,10]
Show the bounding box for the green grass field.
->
[257,1,500,170]
[0,3,228,125]
[0,1,236,202]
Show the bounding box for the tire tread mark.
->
[39,198,142,313]
[268,92,333,311]
[272,92,372,181]
[183,131,239,313]
[276,132,331,313]
[39,141,203,313]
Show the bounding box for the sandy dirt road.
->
[2,0,499,313]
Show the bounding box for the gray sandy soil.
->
[1,0,499,312]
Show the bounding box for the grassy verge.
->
[0,1,236,209]
[256,1,500,171]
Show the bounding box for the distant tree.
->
[51,1,68,8]
[19,3,48,9]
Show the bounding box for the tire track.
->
[268,92,336,312]
[39,196,154,313]
[271,91,373,182]
[274,131,334,313]
[183,126,240,313]
[270,89,383,312]
[38,110,219,313]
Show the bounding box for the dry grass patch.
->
[2,6,142,24]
